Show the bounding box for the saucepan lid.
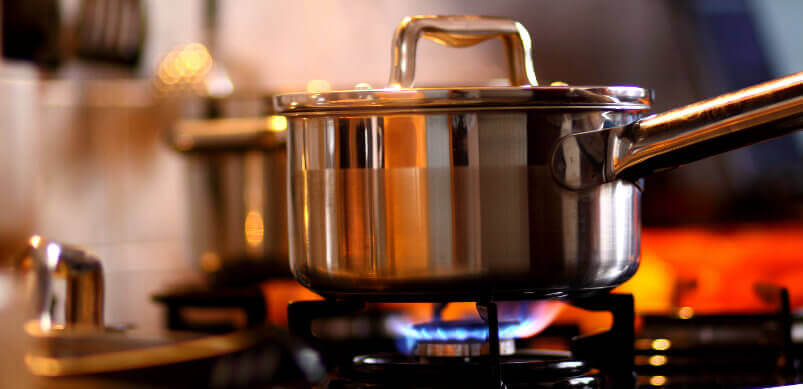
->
[274,15,652,115]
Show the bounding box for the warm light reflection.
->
[200,252,221,273]
[649,355,667,366]
[650,375,667,386]
[45,243,61,270]
[204,63,234,97]
[306,79,332,93]
[303,204,309,231]
[613,249,675,313]
[24,319,66,336]
[40,314,53,332]
[678,306,694,319]
[643,73,803,129]
[154,43,215,96]
[652,338,671,351]
[244,211,265,246]
[630,225,803,314]
[260,279,322,325]
[24,320,41,335]
[266,115,287,132]
[29,235,41,249]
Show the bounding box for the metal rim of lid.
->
[273,85,652,116]
[274,16,651,116]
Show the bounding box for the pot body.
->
[287,108,645,300]
[187,148,289,284]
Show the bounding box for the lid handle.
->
[387,15,538,88]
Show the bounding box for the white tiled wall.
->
[30,84,190,273]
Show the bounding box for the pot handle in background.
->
[16,236,104,331]
[387,15,538,88]
[552,72,803,190]
[170,116,287,152]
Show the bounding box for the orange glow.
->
[550,223,803,336]
[244,211,265,246]
[650,375,667,386]
[614,249,676,313]
[266,115,288,132]
[622,224,803,313]
[261,279,322,326]
[258,223,803,338]
[649,355,667,366]
[382,116,430,273]
[651,338,671,351]
[199,252,221,273]
[677,306,694,319]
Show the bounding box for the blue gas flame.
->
[390,318,539,354]
[388,301,564,354]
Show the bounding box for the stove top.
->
[285,290,800,389]
[288,294,636,389]
[332,351,598,389]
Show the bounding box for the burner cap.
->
[417,338,516,357]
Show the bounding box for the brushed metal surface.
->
[286,110,643,299]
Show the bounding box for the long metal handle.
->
[171,116,287,152]
[613,72,803,180]
[551,72,803,190]
[387,15,538,88]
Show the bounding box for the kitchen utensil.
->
[13,236,325,386]
[76,0,145,66]
[274,15,803,301]
[16,236,104,331]
[170,95,289,286]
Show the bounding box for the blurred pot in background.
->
[169,95,289,286]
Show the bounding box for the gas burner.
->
[288,294,636,389]
[330,350,599,389]
[410,320,519,357]
[417,338,516,358]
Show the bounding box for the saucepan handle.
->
[387,15,538,88]
[613,71,803,181]
[170,116,287,152]
[552,72,803,190]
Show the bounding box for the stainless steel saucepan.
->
[274,15,803,301]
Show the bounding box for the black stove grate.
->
[288,293,636,389]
